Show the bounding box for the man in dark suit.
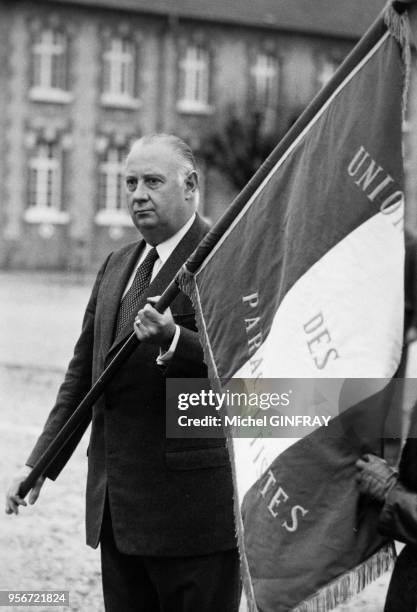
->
[5,134,240,612]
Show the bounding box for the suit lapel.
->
[106,215,208,359]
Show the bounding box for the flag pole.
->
[18,6,400,498]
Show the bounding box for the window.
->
[30,28,71,103]
[177,45,211,113]
[317,58,339,89]
[25,142,68,223]
[29,143,61,209]
[251,53,279,108]
[99,147,126,211]
[96,147,131,225]
[102,37,138,107]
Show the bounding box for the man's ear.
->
[184,171,198,199]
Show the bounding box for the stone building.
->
[1,0,413,271]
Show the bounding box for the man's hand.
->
[405,325,417,344]
[355,454,399,503]
[134,296,176,350]
[5,466,45,515]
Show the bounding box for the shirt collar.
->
[150,213,196,264]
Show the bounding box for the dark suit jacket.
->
[27,216,236,556]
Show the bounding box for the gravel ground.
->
[0,272,408,612]
[0,365,102,612]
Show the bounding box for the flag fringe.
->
[227,432,259,612]
[178,267,219,383]
[292,542,396,612]
[178,266,259,610]
[384,2,411,119]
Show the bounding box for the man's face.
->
[125,141,195,245]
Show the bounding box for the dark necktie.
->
[114,247,158,337]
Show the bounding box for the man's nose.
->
[132,181,149,202]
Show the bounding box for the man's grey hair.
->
[129,133,198,179]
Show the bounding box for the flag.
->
[179,5,411,611]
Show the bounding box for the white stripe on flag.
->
[234,206,404,381]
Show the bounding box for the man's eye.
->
[126,179,137,192]
[146,177,161,187]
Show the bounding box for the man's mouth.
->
[134,209,154,215]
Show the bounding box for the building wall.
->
[0,2,12,259]
[1,0,408,272]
